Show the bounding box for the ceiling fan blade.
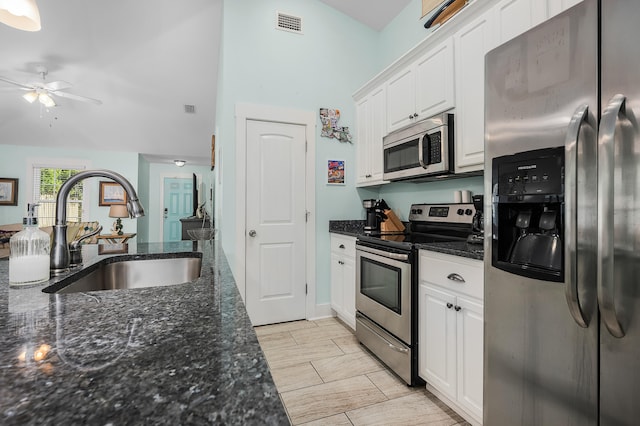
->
[45,80,73,91]
[0,76,35,90]
[51,90,102,105]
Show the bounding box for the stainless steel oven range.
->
[356,202,476,386]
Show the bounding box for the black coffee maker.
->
[362,199,380,234]
[467,194,484,244]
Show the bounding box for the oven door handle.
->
[357,316,409,354]
[356,245,409,261]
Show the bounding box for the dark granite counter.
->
[416,241,484,261]
[328,220,365,237]
[0,241,289,425]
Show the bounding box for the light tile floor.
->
[255,317,471,425]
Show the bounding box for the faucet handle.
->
[69,225,103,250]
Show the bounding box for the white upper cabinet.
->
[353,0,582,179]
[386,65,418,132]
[494,0,547,44]
[453,8,497,173]
[387,38,455,134]
[356,85,387,186]
[415,37,455,121]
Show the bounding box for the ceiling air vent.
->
[184,104,196,114]
[276,11,303,34]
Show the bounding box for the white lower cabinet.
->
[330,233,356,329]
[419,250,484,425]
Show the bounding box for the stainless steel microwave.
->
[383,112,454,181]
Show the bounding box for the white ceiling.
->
[0,0,409,166]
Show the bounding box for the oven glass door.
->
[356,246,412,344]
[360,257,402,313]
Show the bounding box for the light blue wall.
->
[0,144,139,232]
[379,0,442,67]
[217,0,380,304]
[144,163,214,243]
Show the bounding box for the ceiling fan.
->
[0,65,102,107]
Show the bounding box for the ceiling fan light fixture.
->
[38,93,55,108]
[174,160,186,167]
[22,91,38,103]
[0,0,41,31]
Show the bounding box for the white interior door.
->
[245,119,307,325]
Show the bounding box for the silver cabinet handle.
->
[447,273,465,283]
[248,230,257,237]
[564,103,590,328]
[598,94,626,338]
[339,244,345,249]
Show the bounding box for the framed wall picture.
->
[99,181,127,206]
[0,178,18,206]
[327,160,346,185]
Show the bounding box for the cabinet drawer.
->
[330,234,356,257]
[419,250,483,300]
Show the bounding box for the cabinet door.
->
[415,38,454,119]
[456,295,484,422]
[356,86,387,187]
[356,96,371,184]
[330,252,344,315]
[387,66,416,133]
[495,0,547,44]
[419,283,457,400]
[341,255,356,329]
[369,85,386,182]
[454,9,496,172]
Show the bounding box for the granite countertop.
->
[416,241,484,261]
[0,241,288,425]
[328,220,365,237]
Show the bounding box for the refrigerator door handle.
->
[597,94,626,338]
[565,104,590,328]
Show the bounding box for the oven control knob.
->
[417,209,423,214]
[465,209,473,215]
[411,209,417,214]
[457,208,464,215]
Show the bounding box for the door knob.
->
[248,230,257,237]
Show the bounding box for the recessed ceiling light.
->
[174,159,186,167]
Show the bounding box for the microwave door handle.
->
[598,94,626,338]
[418,134,430,168]
[564,103,590,328]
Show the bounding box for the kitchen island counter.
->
[0,241,288,425]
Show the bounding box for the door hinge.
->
[305,139,308,152]
[305,283,308,294]
[305,211,310,222]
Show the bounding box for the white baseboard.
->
[307,303,333,321]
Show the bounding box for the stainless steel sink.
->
[44,255,202,294]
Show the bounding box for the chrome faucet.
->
[50,170,145,274]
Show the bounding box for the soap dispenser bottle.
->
[9,203,51,286]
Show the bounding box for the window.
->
[33,167,85,227]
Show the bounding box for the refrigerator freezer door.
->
[484,1,599,424]
[599,1,640,423]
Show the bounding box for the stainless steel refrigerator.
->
[484,0,640,424]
